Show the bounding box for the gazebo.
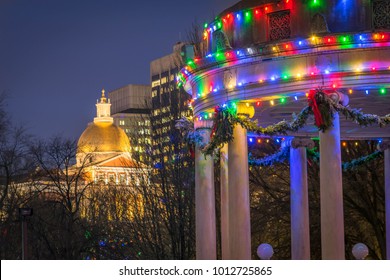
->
[178,0,390,260]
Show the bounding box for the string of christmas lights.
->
[177,90,390,156]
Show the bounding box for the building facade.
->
[150,43,194,165]
[108,84,151,163]
[77,89,147,185]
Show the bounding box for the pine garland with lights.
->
[175,112,385,168]
[306,148,383,171]
[247,147,383,170]
[175,117,202,146]
[248,146,290,166]
[237,106,312,135]
[332,100,390,128]
[342,150,383,171]
[202,105,240,155]
[175,117,202,158]
[177,89,389,156]
[309,89,390,131]
[202,105,311,155]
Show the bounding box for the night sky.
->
[0,0,238,140]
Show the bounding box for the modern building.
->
[108,84,151,163]
[150,42,194,165]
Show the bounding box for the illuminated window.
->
[152,80,160,87]
[119,120,125,125]
[108,174,115,183]
[119,174,126,184]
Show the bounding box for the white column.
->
[287,137,314,260]
[220,144,229,259]
[379,141,390,260]
[194,120,216,260]
[319,112,345,259]
[228,104,254,260]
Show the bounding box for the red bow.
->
[308,90,324,128]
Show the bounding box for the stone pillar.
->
[320,110,345,259]
[228,104,254,260]
[220,144,229,259]
[286,137,314,260]
[379,141,390,260]
[195,120,216,259]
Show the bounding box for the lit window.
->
[109,174,115,183]
[152,80,160,87]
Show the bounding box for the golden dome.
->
[77,121,130,153]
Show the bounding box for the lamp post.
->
[19,207,33,260]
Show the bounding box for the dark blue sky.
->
[0,0,237,140]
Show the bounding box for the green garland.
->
[248,146,290,166]
[202,105,238,155]
[332,100,390,127]
[248,147,383,171]
[305,148,383,171]
[177,89,389,156]
[311,90,390,131]
[202,105,311,155]
[175,117,202,146]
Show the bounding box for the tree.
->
[0,94,35,259]
[114,108,196,260]
[28,137,94,259]
[246,139,385,259]
[342,141,385,259]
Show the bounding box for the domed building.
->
[77,89,144,185]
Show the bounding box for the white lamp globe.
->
[257,243,274,260]
[352,243,368,260]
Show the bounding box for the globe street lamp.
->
[352,243,369,260]
[257,243,274,260]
